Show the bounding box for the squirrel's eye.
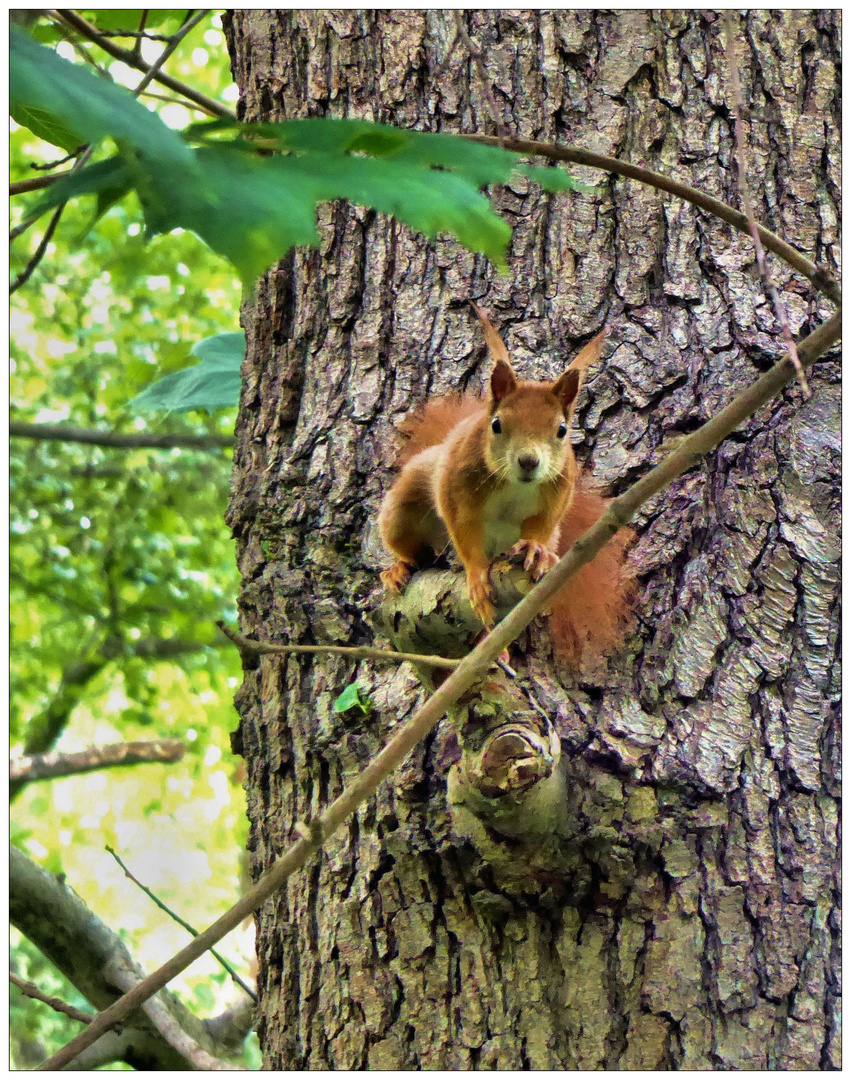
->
[557,421,568,439]
[491,416,502,435]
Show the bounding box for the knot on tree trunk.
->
[472,724,557,798]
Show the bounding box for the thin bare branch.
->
[463,133,841,307]
[723,11,809,394]
[10,204,64,293]
[139,88,220,114]
[10,740,185,783]
[217,621,461,671]
[52,10,235,119]
[31,149,85,171]
[132,9,148,60]
[11,172,74,197]
[453,12,509,138]
[10,973,94,1025]
[105,846,257,1003]
[132,9,207,99]
[10,421,235,450]
[91,29,176,42]
[37,309,841,1072]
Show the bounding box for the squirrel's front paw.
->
[467,566,496,627]
[510,539,558,581]
[381,560,413,592]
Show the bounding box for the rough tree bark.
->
[224,10,839,1069]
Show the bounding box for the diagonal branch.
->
[464,133,841,307]
[37,309,841,1071]
[131,9,207,99]
[10,203,64,293]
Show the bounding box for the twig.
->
[463,133,841,307]
[10,136,92,259]
[37,309,841,1072]
[453,12,509,139]
[132,10,148,60]
[140,88,221,114]
[431,26,462,80]
[132,10,207,99]
[11,172,74,197]
[10,973,93,1025]
[52,10,235,119]
[10,203,65,291]
[217,621,461,671]
[31,149,84,171]
[496,659,552,724]
[723,11,809,396]
[10,740,186,783]
[9,421,235,451]
[92,30,176,42]
[105,846,257,1003]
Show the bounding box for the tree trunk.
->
[224,10,839,1069]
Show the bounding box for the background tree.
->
[9,11,258,1066]
[224,9,839,1069]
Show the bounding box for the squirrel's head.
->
[472,305,608,485]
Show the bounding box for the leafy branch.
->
[12,23,839,307]
[38,308,841,1070]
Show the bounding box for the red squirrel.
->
[379,306,633,665]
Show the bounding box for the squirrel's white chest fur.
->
[483,481,544,558]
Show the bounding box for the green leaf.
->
[81,9,188,32]
[30,157,135,228]
[10,25,193,168]
[519,163,600,195]
[26,116,520,284]
[11,103,83,152]
[192,117,519,188]
[170,145,511,282]
[29,22,66,44]
[333,682,371,715]
[128,332,245,412]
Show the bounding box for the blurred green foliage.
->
[10,11,258,1068]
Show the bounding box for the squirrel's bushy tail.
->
[548,482,635,666]
[395,394,484,465]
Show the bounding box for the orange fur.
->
[379,309,633,665]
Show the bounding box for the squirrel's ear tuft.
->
[552,369,581,412]
[472,302,511,365]
[553,327,609,415]
[490,359,517,404]
[567,327,609,375]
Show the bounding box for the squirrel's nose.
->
[517,453,539,475]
